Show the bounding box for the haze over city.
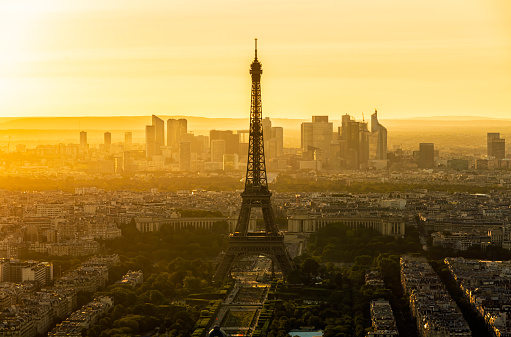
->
[1,0,510,119]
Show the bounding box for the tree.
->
[377,258,399,279]
[183,276,203,292]
[112,315,143,333]
[141,290,164,304]
[307,315,322,329]
[301,258,320,277]
[212,221,228,235]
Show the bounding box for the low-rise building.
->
[115,270,143,287]
[400,255,471,337]
[368,299,399,336]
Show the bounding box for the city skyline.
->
[1,2,511,333]
[1,0,510,120]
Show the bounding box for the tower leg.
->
[261,203,278,234]
[235,202,252,235]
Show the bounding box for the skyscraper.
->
[167,118,187,150]
[301,116,334,167]
[260,117,283,159]
[271,127,284,156]
[195,135,209,156]
[493,139,506,159]
[339,114,369,169]
[104,132,111,153]
[152,115,164,155]
[266,126,284,159]
[359,122,370,166]
[223,154,239,171]
[124,132,132,150]
[262,117,272,142]
[104,132,111,145]
[210,130,239,155]
[237,130,250,162]
[419,143,435,169]
[210,139,226,163]
[487,133,499,157]
[179,141,191,171]
[79,131,88,151]
[487,133,505,159]
[371,109,387,160]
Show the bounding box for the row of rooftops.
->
[1,188,511,227]
[400,255,471,337]
[445,257,511,337]
[0,255,119,336]
[368,299,399,336]
[49,296,113,336]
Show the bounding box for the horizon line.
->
[0,115,509,121]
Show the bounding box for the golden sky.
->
[0,0,510,120]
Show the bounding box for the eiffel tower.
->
[213,40,294,281]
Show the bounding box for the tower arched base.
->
[213,234,293,282]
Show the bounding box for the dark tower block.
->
[213,40,293,281]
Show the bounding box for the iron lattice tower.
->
[213,40,293,281]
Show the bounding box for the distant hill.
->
[399,116,507,121]
[382,118,511,131]
[0,116,307,134]
[1,115,511,133]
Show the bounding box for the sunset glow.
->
[0,0,510,119]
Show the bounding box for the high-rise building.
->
[145,115,165,158]
[124,132,132,150]
[223,153,239,171]
[145,125,156,159]
[237,130,250,162]
[359,122,370,166]
[271,127,284,156]
[211,139,226,163]
[301,116,334,166]
[104,132,111,153]
[238,130,250,143]
[210,130,239,155]
[371,109,387,160]
[487,133,500,157]
[419,143,435,169]
[493,139,505,159]
[123,151,133,172]
[152,115,164,155]
[260,118,284,159]
[179,141,191,171]
[262,117,272,141]
[487,133,505,159]
[79,131,88,151]
[167,118,187,150]
[195,135,209,156]
[339,114,369,169]
[104,132,111,145]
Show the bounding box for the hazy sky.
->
[0,0,509,120]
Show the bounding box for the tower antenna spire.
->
[254,38,258,60]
